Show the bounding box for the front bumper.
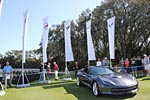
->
[99,84,138,95]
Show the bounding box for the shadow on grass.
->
[141,77,150,81]
[136,76,150,81]
[42,80,75,89]
[41,80,136,100]
[64,83,136,100]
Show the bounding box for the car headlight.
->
[101,78,114,85]
[132,76,137,83]
[102,80,112,85]
[129,74,137,82]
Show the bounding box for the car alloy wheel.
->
[92,81,99,96]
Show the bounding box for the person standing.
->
[136,56,143,76]
[39,62,45,81]
[143,54,150,76]
[46,62,51,83]
[0,64,4,93]
[131,57,137,77]
[53,62,59,80]
[124,58,130,73]
[0,64,3,84]
[3,62,13,88]
[74,61,79,76]
[102,57,109,67]
[0,64,3,89]
[119,57,125,68]
[96,58,102,67]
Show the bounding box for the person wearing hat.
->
[143,54,150,76]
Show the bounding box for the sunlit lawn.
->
[1,75,150,100]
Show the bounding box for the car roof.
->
[88,66,96,68]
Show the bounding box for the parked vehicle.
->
[76,66,138,96]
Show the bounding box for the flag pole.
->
[65,62,67,70]
[87,60,90,67]
[65,61,68,77]
[107,16,115,67]
[109,58,112,68]
[43,61,45,81]
[62,59,72,81]
[39,17,49,84]
[22,62,24,84]
[62,20,73,81]
[16,9,30,88]
[0,0,3,19]
[86,20,96,63]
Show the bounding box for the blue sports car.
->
[76,66,138,96]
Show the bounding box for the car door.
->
[80,68,92,87]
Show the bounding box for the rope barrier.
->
[0,66,145,88]
[10,66,145,78]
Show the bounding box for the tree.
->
[92,0,150,59]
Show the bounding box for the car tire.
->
[92,81,100,96]
[76,76,81,86]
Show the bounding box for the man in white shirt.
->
[143,54,150,76]
[96,58,102,67]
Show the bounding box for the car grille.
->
[111,85,138,93]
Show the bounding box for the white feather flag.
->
[107,16,115,59]
[22,9,29,63]
[42,17,49,63]
[64,20,74,62]
[86,20,96,61]
[0,0,3,18]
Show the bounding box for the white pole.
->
[43,62,45,81]
[109,58,112,68]
[65,62,67,70]
[22,63,24,84]
[65,62,68,77]
[5,74,7,90]
[88,60,90,66]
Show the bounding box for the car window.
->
[89,67,114,75]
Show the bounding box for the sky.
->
[0,0,102,55]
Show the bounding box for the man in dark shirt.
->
[136,56,143,76]
[39,63,45,81]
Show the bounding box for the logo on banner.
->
[87,26,90,29]
[109,22,113,28]
[24,18,27,23]
[44,23,48,30]
[66,26,70,30]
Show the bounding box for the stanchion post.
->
[5,74,7,90]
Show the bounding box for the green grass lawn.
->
[1,75,150,100]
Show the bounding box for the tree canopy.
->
[0,0,150,69]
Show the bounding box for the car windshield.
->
[89,66,114,75]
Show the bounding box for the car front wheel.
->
[92,81,100,96]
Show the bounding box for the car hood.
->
[98,73,137,87]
